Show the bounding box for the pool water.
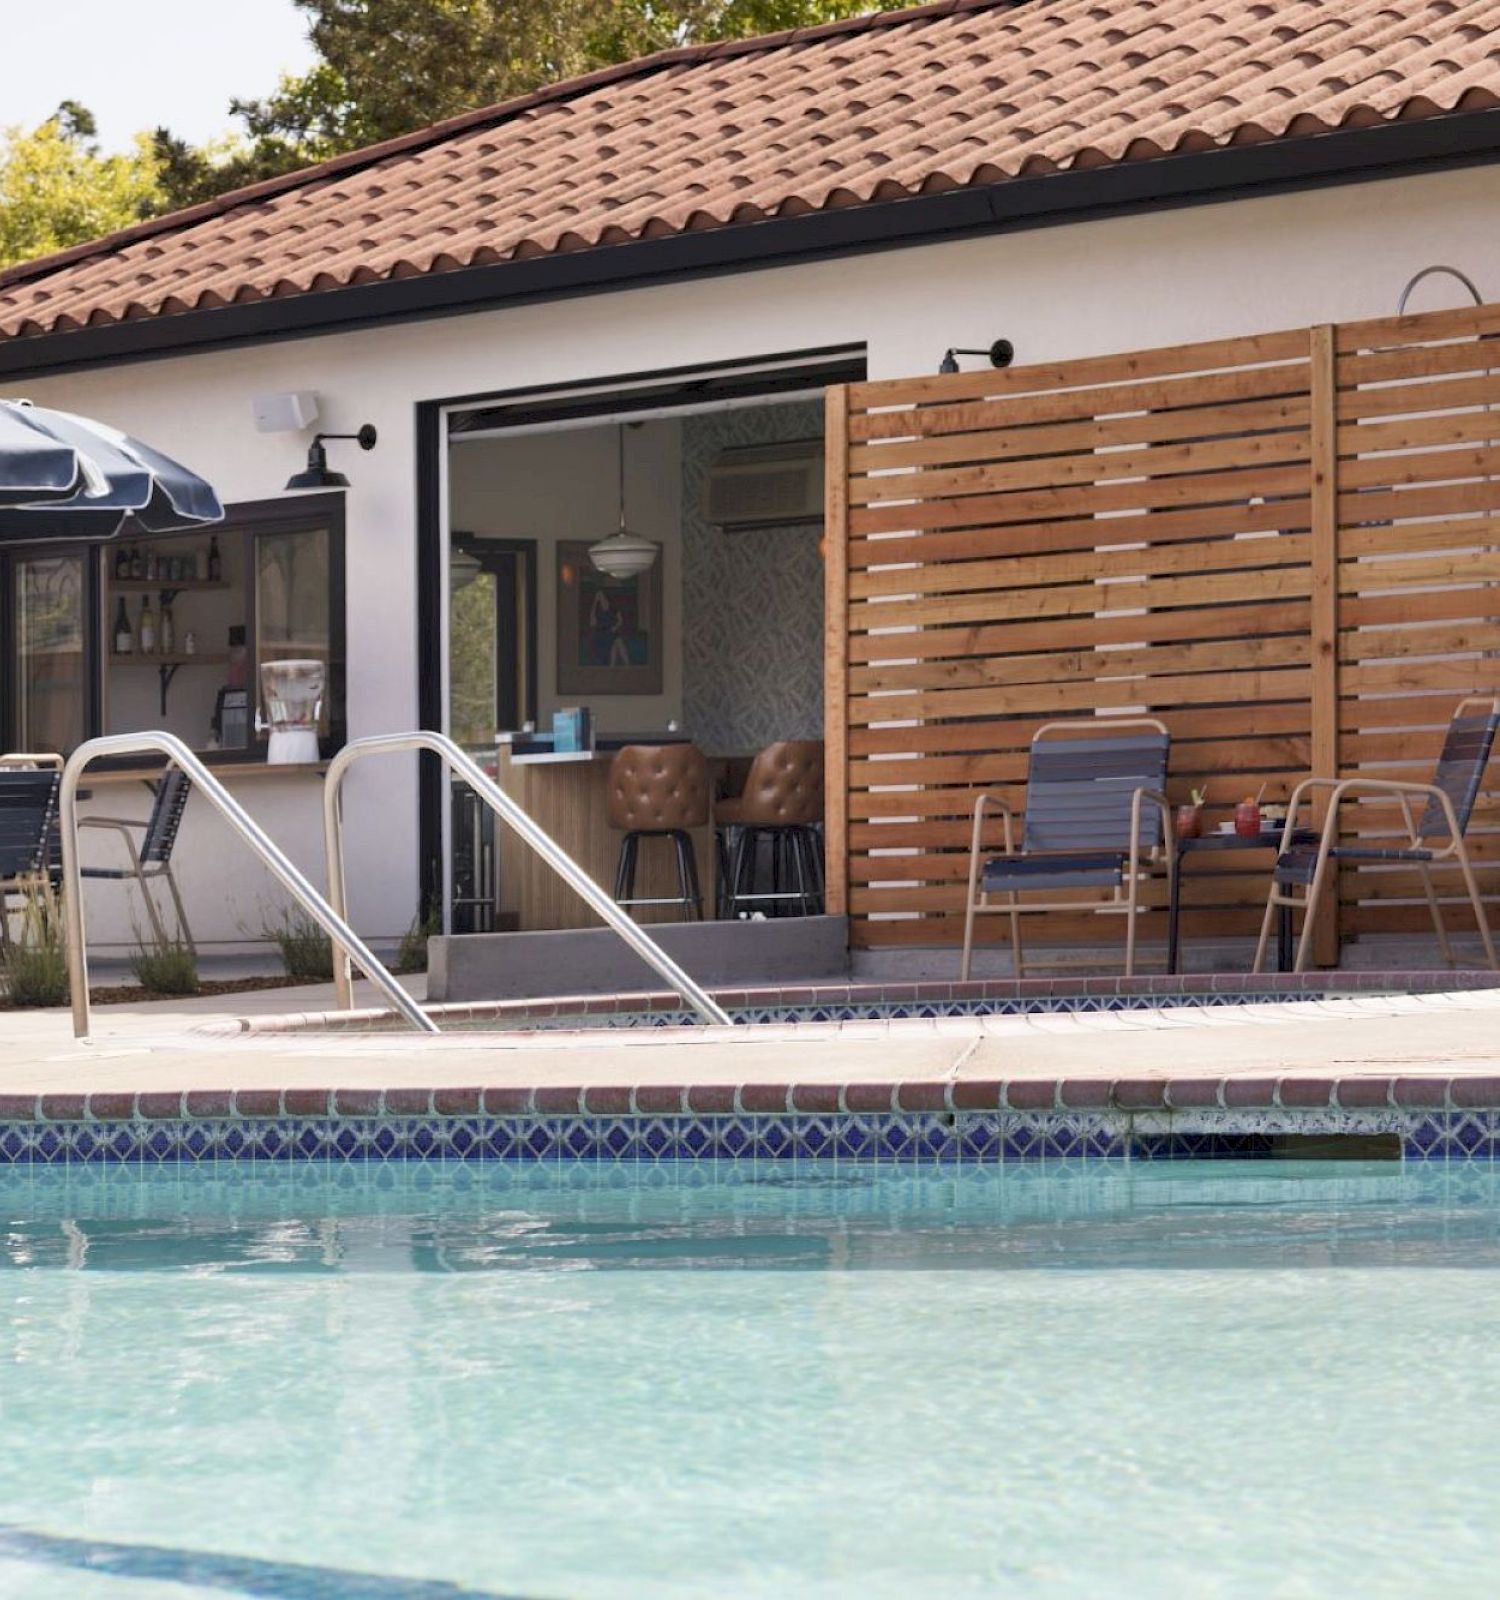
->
[2,1161,1499,1598]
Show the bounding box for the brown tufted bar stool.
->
[715,740,825,918]
[607,743,711,920]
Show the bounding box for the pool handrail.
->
[322,732,732,1027]
[59,732,437,1040]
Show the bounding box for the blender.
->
[258,658,324,764]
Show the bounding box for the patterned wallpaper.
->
[682,401,825,754]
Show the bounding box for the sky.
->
[0,0,318,151]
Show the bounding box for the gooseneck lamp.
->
[285,424,378,490]
[938,339,1015,374]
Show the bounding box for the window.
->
[253,525,338,741]
[9,551,89,754]
[447,537,535,750]
[0,494,345,761]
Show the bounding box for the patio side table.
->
[1167,831,1293,975]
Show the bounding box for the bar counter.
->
[81,760,328,784]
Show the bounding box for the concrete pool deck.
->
[3,974,1500,1116]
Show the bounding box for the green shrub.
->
[129,934,199,996]
[395,910,440,974]
[262,906,335,982]
[2,887,69,1008]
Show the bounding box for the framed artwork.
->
[555,540,663,696]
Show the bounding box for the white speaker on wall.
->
[252,391,320,433]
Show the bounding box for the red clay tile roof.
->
[3,0,1499,343]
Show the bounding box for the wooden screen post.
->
[823,384,851,919]
[1309,323,1341,967]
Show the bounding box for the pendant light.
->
[587,424,658,579]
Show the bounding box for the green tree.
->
[0,107,160,269]
[154,0,875,209]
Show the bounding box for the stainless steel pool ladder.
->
[323,731,731,1027]
[58,733,436,1041]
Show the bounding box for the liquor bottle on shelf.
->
[160,602,175,656]
[113,545,129,581]
[138,595,156,655]
[130,545,144,581]
[207,535,222,583]
[113,597,134,655]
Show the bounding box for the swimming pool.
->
[2,1160,1498,1598]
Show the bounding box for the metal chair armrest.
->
[967,792,1019,909]
[1129,786,1175,865]
[71,818,145,871]
[971,792,1018,854]
[1285,775,1465,858]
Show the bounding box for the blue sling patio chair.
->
[960,718,1175,980]
[0,762,63,949]
[1253,696,1500,974]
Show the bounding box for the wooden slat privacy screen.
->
[824,302,1500,953]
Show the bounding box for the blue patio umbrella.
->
[0,399,223,541]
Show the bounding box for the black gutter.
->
[414,399,445,925]
[5,109,1500,381]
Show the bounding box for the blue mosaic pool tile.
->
[635,1119,671,1159]
[107,1127,140,1162]
[1404,1119,1445,1158]
[673,1120,710,1161]
[8,1092,1500,1167]
[597,1119,633,1159]
[788,1117,832,1159]
[1002,1121,1044,1160]
[481,1122,517,1159]
[958,1115,1002,1160]
[1084,1124,1126,1159]
[831,1117,870,1159]
[916,1117,959,1160]
[878,1118,917,1159]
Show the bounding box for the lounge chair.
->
[0,765,62,949]
[1253,696,1500,973]
[961,718,1174,979]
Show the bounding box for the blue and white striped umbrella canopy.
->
[0,399,223,542]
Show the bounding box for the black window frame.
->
[0,542,101,756]
[449,533,538,738]
[0,492,346,765]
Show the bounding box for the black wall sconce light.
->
[938,339,1015,375]
[285,423,378,490]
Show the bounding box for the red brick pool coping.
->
[1,1072,1497,1125]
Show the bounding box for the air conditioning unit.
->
[703,440,824,530]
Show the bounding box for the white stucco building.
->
[2,0,1498,956]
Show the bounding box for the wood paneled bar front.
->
[493,740,716,931]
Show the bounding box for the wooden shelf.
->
[109,653,228,667]
[109,578,229,592]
